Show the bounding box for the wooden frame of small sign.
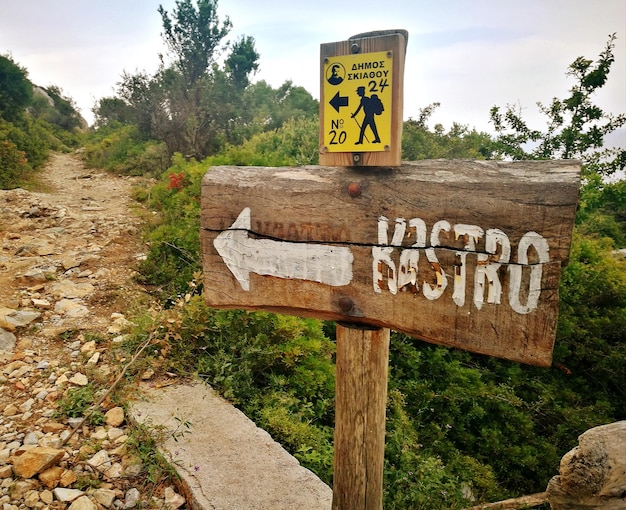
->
[319,30,407,167]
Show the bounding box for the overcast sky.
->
[1,0,624,140]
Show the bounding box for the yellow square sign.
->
[322,51,393,153]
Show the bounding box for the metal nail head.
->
[338,297,354,313]
[347,182,362,198]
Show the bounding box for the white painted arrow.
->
[214,208,354,291]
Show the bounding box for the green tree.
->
[98,0,262,159]
[0,54,33,122]
[490,33,625,177]
[402,103,493,160]
[92,97,134,127]
[202,36,261,147]
[241,80,318,136]
[158,0,232,86]
[225,35,260,90]
[481,33,626,498]
[113,69,168,140]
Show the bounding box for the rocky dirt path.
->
[0,153,187,510]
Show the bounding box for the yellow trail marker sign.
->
[323,51,393,153]
[319,30,407,167]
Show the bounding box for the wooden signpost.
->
[201,161,580,365]
[201,29,581,510]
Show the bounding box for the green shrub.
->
[0,138,29,188]
[57,386,92,418]
[0,117,57,188]
[209,116,319,166]
[135,154,205,300]
[6,117,60,168]
[153,298,337,481]
[83,122,169,176]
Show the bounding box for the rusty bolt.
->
[338,296,354,313]
[347,182,362,198]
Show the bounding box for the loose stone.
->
[68,495,98,510]
[105,407,124,427]
[53,488,84,503]
[123,488,140,509]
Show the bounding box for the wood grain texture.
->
[201,160,581,366]
[332,324,389,510]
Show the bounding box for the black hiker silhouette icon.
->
[351,86,382,144]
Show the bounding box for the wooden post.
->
[333,323,390,510]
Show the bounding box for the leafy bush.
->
[209,116,319,167]
[554,232,626,416]
[57,387,90,418]
[82,122,169,176]
[135,153,205,300]
[0,116,59,187]
[402,105,494,160]
[4,117,62,168]
[0,138,30,188]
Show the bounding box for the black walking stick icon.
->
[351,116,370,144]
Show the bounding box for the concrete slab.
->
[130,381,333,510]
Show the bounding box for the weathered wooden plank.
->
[201,160,581,366]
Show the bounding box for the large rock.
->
[11,447,65,479]
[1,309,41,328]
[131,381,332,510]
[54,299,90,318]
[92,489,117,508]
[38,466,65,489]
[54,488,85,502]
[546,421,626,509]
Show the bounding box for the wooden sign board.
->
[319,30,407,167]
[201,160,581,366]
